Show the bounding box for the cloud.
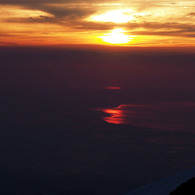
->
[2,8,95,24]
[125,22,195,37]
[1,0,195,46]
[131,30,195,38]
[68,20,195,37]
[188,12,195,16]
[42,6,96,21]
[127,22,195,31]
[0,0,97,22]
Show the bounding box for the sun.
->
[88,9,134,23]
[100,29,132,44]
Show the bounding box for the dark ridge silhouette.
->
[169,177,195,195]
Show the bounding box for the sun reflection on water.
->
[103,108,125,124]
[99,105,137,125]
[96,102,195,131]
[104,86,121,90]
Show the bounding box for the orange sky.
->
[1,0,195,46]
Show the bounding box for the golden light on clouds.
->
[1,1,195,46]
[88,9,134,23]
[0,5,53,19]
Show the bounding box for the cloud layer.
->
[1,0,195,45]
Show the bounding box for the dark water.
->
[0,87,195,195]
[0,47,195,194]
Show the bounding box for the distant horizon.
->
[1,44,195,49]
[1,45,195,55]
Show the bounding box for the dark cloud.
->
[0,0,110,7]
[0,0,98,27]
[0,0,81,5]
[74,21,195,37]
[42,6,96,19]
[70,21,116,30]
[127,22,195,30]
[4,7,95,23]
[188,12,195,16]
[0,0,97,22]
[125,22,195,37]
[0,32,17,37]
[131,30,195,38]
[3,17,54,24]
[1,4,96,28]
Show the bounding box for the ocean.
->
[0,87,195,195]
[0,47,195,194]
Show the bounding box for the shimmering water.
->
[98,102,195,131]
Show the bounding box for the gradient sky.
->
[1,0,195,46]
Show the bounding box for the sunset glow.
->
[1,1,195,195]
[1,1,195,46]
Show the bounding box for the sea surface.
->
[0,47,195,194]
[0,87,195,195]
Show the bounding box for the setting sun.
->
[100,29,132,44]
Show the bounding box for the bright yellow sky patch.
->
[88,9,134,23]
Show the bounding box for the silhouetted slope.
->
[169,177,195,195]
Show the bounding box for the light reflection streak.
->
[104,86,121,90]
[103,108,125,124]
[96,102,195,131]
[98,105,137,125]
